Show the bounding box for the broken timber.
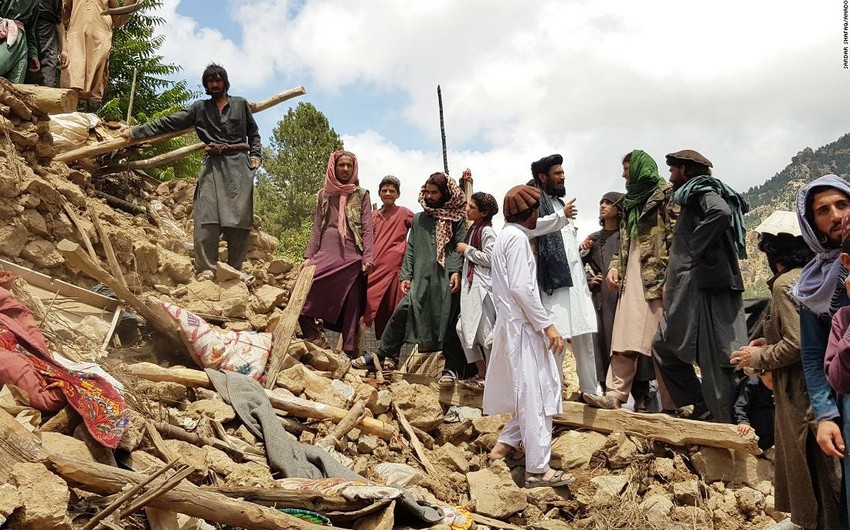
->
[265,264,316,388]
[12,83,78,114]
[127,362,397,440]
[54,85,307,163]
[554,401,761,455]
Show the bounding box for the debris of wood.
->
[265,264,316,388]
[11,84,78,114]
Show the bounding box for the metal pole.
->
[437,85,448,175]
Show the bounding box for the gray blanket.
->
[206,369,442,523]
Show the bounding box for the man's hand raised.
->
[563,198,577,219]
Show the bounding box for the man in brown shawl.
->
[355,173,468,385]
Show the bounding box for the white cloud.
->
[151,0,850,238]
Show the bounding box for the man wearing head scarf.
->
[364,176,414,340]
[125,64,261,281]
[652,150,749,423]
[485,185,572,488]
[299,151,374,357]
[355,173,468,385]
[791,174,850,526]
[729,210,839,530]
[525,154,600,397]
[584,150,676,412]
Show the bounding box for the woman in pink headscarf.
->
[299,150,375,356]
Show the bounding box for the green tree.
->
[256,102,344,260]
[99,0,202,180]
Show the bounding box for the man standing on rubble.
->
[354,172,468,386]
[526,154,600,398]
[653,150,748,423]
[123,64,261,282]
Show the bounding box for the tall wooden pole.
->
[125,68,138,124]
[437,85,448,175]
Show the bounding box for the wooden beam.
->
[54,86,307,163]
[392,403,438,477]
[56,239,185,353]
[101,142,205,174]
[61,201,98,262]
[0,408,45,483]
[554,401,761,455]
[46,454,336,530]
[204,486,358,512]
[12,84,77,114]
[127,362,397,440]
[89,208,128,290]
[265,265,315,388]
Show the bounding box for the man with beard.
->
[653,150,748,423]
[124,64,261,281]
[355,173,468,385]
[527,154,600,397]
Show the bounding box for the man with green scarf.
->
[583,150,677,412]
[652,149,749,424]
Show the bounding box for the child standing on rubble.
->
[455,192,498,387]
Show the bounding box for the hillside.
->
[740,133,850,296]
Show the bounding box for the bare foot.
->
[488,441,514,461]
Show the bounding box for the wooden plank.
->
[47,454,336,530]
[392,403,438,477]
[554,401,761,455]
[0,258,117,310]
[127,362,396,440]
[204,486,359,512]
[89,207,128,290]
[265,265,315,389]
[0,408,45,483]
[62,201,98,262]
[54,86,306,163]
[12,83,77,114]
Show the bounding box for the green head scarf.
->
[623,150,666,236]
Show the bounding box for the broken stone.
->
[218,280,249,318]
[21,239,64,268]
[133,240,159,275]
[8,463,72,530]
[551,430,607,470]
[40,432,96,463]
[250,284,287,314]
[267,258,293,275]
[433,443,470,473]
[370,389,393,415]
[472,414,509,436]
[673,479,705,506]
[0,483,21,523]
[640,493,674,515]
[601,431,640,469]
[590,474,630,503]
[215,262,242,282]
[467,460,528,519]
[653,457,677,482]
[20,209,48,237]
[691,447,774,487]
[0,223,28,257]
[390,381,444,431]
[735,486,765,516]
[118,410,147,452]
[671,506,710,524]
[159,248,194,283]
[375,462,427,487]
[357,434,380,454]
[186,399,236,423]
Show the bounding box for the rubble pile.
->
[0,84,784,529]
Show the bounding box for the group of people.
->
[1,0,138,111]
[77,59,850,525]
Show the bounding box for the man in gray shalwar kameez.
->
[125,63,261,280]
[653,149,749,424]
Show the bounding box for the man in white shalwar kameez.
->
[525,154,600,396]
[484,185,573,488]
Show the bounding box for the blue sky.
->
[152,0,850,233]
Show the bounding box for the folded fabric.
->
[0,347,65,412]
[161,302,271,381]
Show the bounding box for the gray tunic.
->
[130,96,261,229]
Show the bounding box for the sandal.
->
[438,370,457,387]
[352,353,377,371]
[461,376,485,389]
[582,393,621,410]
[524,469,575,489]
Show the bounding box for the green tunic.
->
[398,213,467,350]
[0,0,39,83]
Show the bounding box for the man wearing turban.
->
[485,185,572,488]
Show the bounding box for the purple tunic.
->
[301,194,374,354]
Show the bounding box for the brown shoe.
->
[582,394,621,410]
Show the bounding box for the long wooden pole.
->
[265,264,315,388]
[125,67,138,125]
[54,86,307,163]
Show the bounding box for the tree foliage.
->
[99,0,202,179]
[256,102,344,259]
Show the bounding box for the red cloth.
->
[364,205,413,338]
[322,150,359,243]
[0,286,128,448]
[0,347,65,412]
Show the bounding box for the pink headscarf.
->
[323,150,359,241]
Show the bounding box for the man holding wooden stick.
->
[122,63,261,282]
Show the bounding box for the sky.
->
[151,0,850,235]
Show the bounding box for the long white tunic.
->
[526,208,598,338]
[483,224,563,417]
[457,225,496,350]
